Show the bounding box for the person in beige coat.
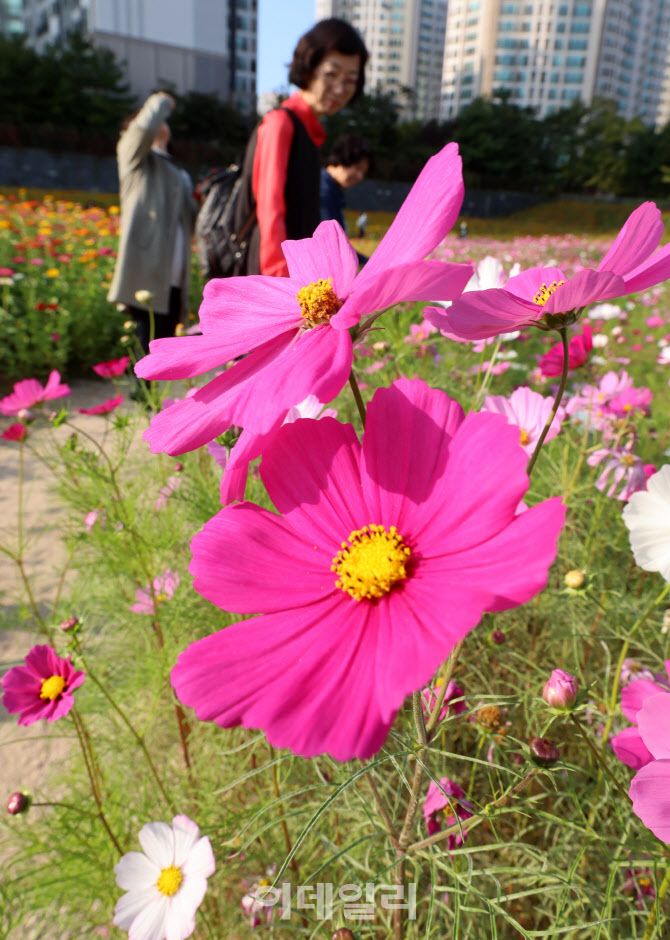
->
[107,91,197,352]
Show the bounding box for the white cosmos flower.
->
[622,465,670,581]
[114,815,215,940]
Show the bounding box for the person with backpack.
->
[233,19,368,278]
[108,92,198,352]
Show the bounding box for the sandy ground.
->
[0,378,133,807]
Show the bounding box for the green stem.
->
[642,864,670,940]
[425,642,463,738]
[472,335,503,407]
[526,327,569,477]
[570,714,629,803]
[348,369,367,427]
[70,707,123,855]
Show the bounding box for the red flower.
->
[1,423,28,441]
[78,393,123,415]
[92,357,130,379]
[539,324,593,377]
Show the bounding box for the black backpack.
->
[194,165,256,280]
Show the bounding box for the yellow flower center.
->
[622,403,632,413]
[620,454,636,467]
[332,524,411,601]
[156,865,182,897]
[533,280,564,306]
[519,428,530,446]
[295,278,343,326]
[40,675,66,700]
[155,592,167,605]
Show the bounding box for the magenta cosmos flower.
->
[481,386,565,457]
[628,692,670,842]
[1,644,85,726]
[0,370,71,416]
[424,202,670,341]
[171,379,565,761]
[538,323,592,378]
[135,143,472,456]
[423,777,473,847]
[92,356,130,378]
[611,663,670,770]
[78,393,123,415]
[1,422,28,442]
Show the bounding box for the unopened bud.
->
[332,930,355,940]
[530,737,560,767]
[60,616,79,632]
[120,334,132,345]
[490,629,506,645]
[134,289,153,305]
[7,792,30,815]
[564,569,585,590]
[123,320,135,331]
[543,669,578,710]
[173,462,184,473]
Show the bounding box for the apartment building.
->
[316,0,448,122]
[19,0,258,114]
[0,0,23,37]
[441,0,670,126]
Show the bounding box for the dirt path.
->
[0,378,136,805]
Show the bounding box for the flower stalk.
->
[527,326,569,476]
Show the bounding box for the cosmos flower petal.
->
[165,891,198,940]
[355,141,464,280]
[611,726,654,770]
[360,378,464,529]
[596,202,664,276]
[189,503,334,614]
[542,270,624,314]
[172,598,392,761]
[170,815,202,868]
[113,883,162,930]
[198,273,302,334]
[138,821,175,868]
[637,693,670,760]
[282,220,358,297]
[181,837,216,881]
[623,466,670,580]
[623,243,670,294]
[127,895,169,940]
[114,852,160,892]
[260,416,368,544]
[336,260,473,329]
[428,287,539,340]
[629,759,670,843]
[621,678,668,723]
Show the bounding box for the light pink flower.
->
[171,379,565,761]
[131,569,180,615]
[612,664,670,771]
[135,144,472,456]
[154,475,182,511]
[425,202,670,340]
[628,692,670,842]
[0,370,71,415]
[84,508,106,533]
[542,668,578,709]
[1,645,85,726]
[481,386,565,455]
[78,393,123,415]
[421,680,465,723]
[423,777,473,847]
[92,356,130,378]
[588,443,650,501]
[608,386,653,418]
[538,323,593,377]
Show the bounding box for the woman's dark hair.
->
[288,18,368,102]
[327,134,374,172]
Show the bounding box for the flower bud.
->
[173,462,184,473]
[542,669,578,709]
[123,320,136,331]
[120,334,131,345]
[7,791,30,815]
[530,737,560,767]
[490,629,506,645]
[564,569,585,589]
[60,616,79,632]
[332,930,355,940]
[134,289,153,305]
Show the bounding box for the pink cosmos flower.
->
[588,443,650,501]
[608,386,653,418]
[423,777,473,847]
[421,680,466,723]
[538,323,593,377]
[77,393,123,416]
[425,202,670,340]
[1,422,28,441]
[206,439,228,470]
[154,475,182,510]
[135,143,473,456]
[171,379,565,761]
[480,386,565,456]
[628,692,670,842]
[620,658,656,687]
[92,356,130,378]
[611,663,670,770]
[131,569,180,615]
[0,370,71,415]
[84,508,106,533]
[1,645,85,726]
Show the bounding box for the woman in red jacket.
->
[237,19,368,277]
